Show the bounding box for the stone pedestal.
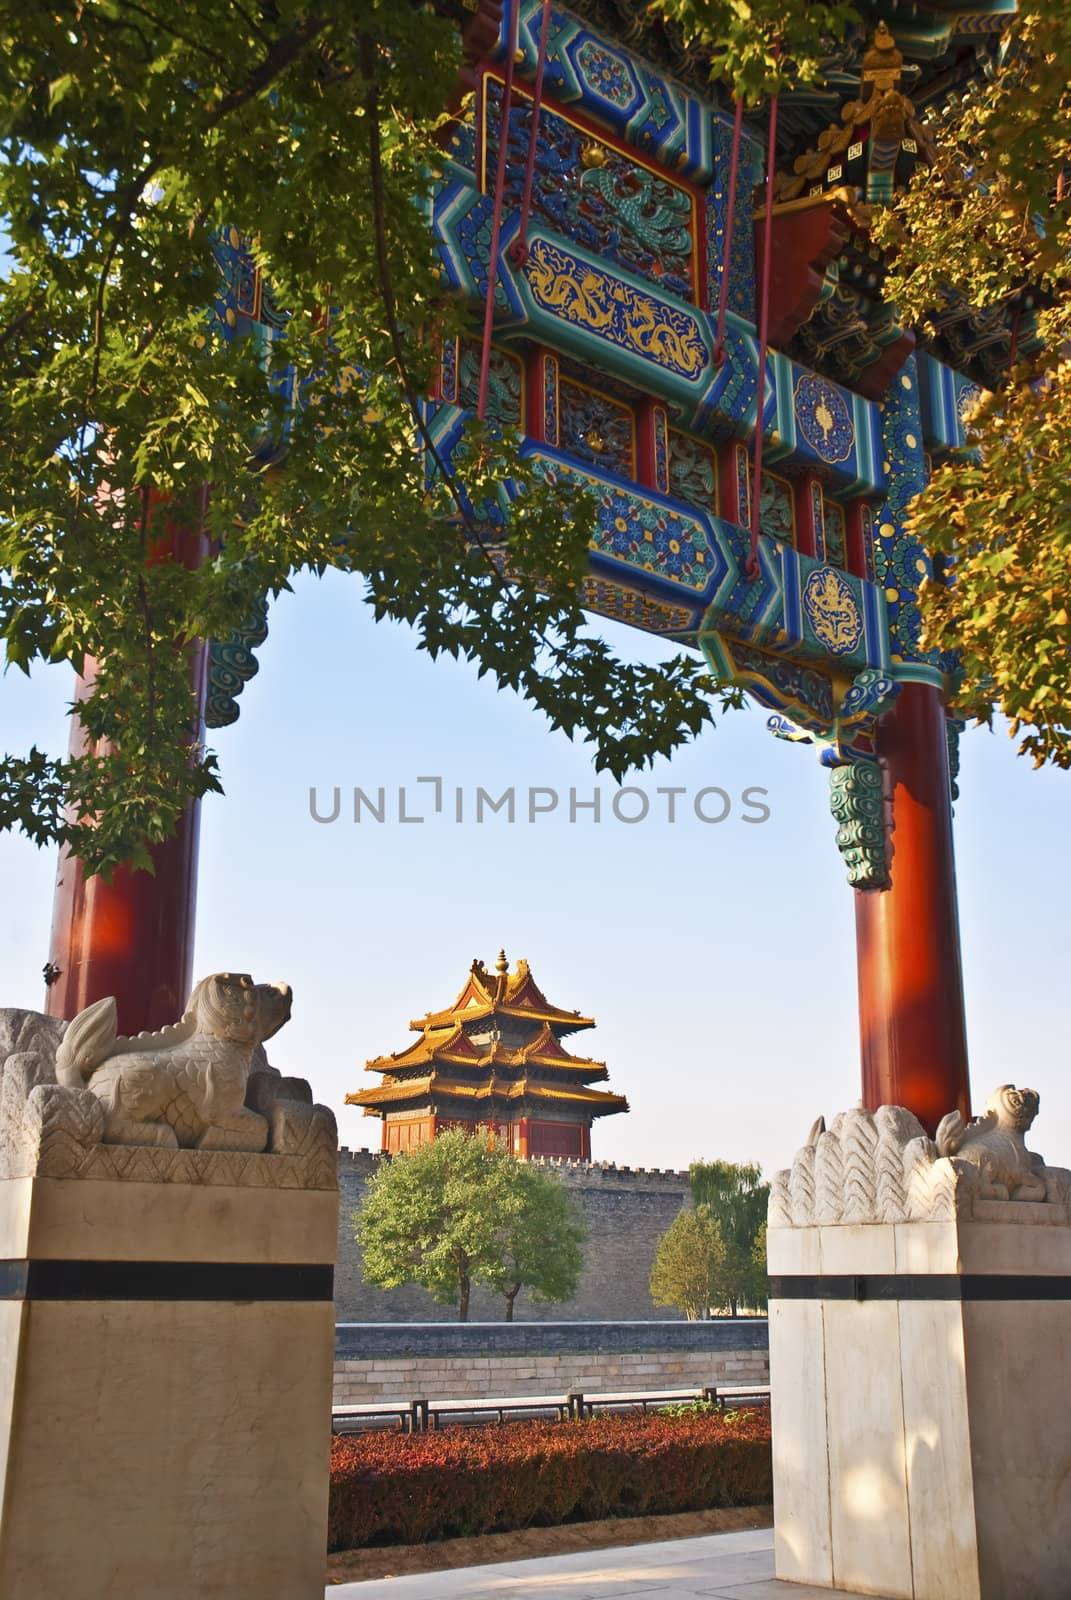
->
[0,981,339,1600]
[768,1098,1071,1600]
[0,1176,336,1599]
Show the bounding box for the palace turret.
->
[347,950,628,1158]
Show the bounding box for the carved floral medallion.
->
[794,373,855,464]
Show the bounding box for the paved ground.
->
[325,1526,890,1597]
[325,1507,772,1586]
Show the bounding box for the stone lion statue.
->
[54,972,292,1151]
[936,1084,1047,1202]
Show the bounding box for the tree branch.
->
[0,302,38,357]
[106,0,232,67]
[85,12,329,409]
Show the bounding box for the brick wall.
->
[333,1320,770,1405]
[335,1148,694,1323]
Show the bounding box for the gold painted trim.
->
[479,71,702,305]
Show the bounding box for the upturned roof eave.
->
[408,1003,595,1034]
[346,1075,629,1114]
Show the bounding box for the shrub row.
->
[328,1409,772,1551]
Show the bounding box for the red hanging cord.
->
[477,0,521,421]
[712,95,744,367]
[509,0,553,268]
[746,53,780,583]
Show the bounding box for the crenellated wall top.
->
[338,1146,691,1187]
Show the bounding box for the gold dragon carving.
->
[523,238,707,380]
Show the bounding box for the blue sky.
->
[3,570,1068,1180]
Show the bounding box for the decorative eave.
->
[754,190,917,399]
[365,1021,476,1074]
[773,24,938,209]
[753,27,928,398]
[523,0,1014,157]
[346,1073,629,1117]
[410,954,595,1036]
[364,1018,609,1081]
[754,193,854,351]
[523,1082,629,1115]
[756,24,1042,398]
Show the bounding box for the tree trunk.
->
[729,1295,738,1318]
[504,1287,519,1322]
[459,1276,470,1322]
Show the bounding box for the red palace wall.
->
[383,1116,436,1154]
[382,1116,590,1160]
[515,1119,590,1160]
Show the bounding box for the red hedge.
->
[329,1411,772,1551]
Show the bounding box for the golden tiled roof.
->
[346,1070,629,1117]
[352,951,627,1125]
[366,1019,609,1081]
[411,953,594,1035]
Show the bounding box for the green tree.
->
[690,1161,769,1316]
[748,1220,768,1314]
[8,0,1062,886]
[649,1206,726,1321]
[354,1130,518,1322]
[0,2,733,877]
[353,1130,586,1322]
[649,0,855,102]
[869,2,1071,769]
[650,2,1071,769]
[491,1161,586,1322]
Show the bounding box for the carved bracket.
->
[829,757,890,890]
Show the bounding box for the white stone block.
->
[770,1297,832,1589]
[892,1221,959,1276]
[897,1299,978,1600]
[820,1221,897,1277]
[964,1299,1071,1596]
[770,1215,1071,1599]
[824,1297,912,1597]
[958,1218,1071,1276]
[768,1224,821,1276]
[0,1173,336,1600]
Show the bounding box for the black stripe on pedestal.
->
[769,1274,1071,1303]
[0,1260,334,1302]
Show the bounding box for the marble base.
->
[769,1219,1071,1600]
[0,1172,337,1599]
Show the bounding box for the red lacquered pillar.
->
[44,658,206,1036]
[854,681,971,1134]
[45,494,208,1036]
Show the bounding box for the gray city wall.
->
[333,1319,770,1405]
[335,1147,693,1323]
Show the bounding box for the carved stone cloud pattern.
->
[770,1100,1071,1227]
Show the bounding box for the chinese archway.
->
[47,2,1029,1135]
